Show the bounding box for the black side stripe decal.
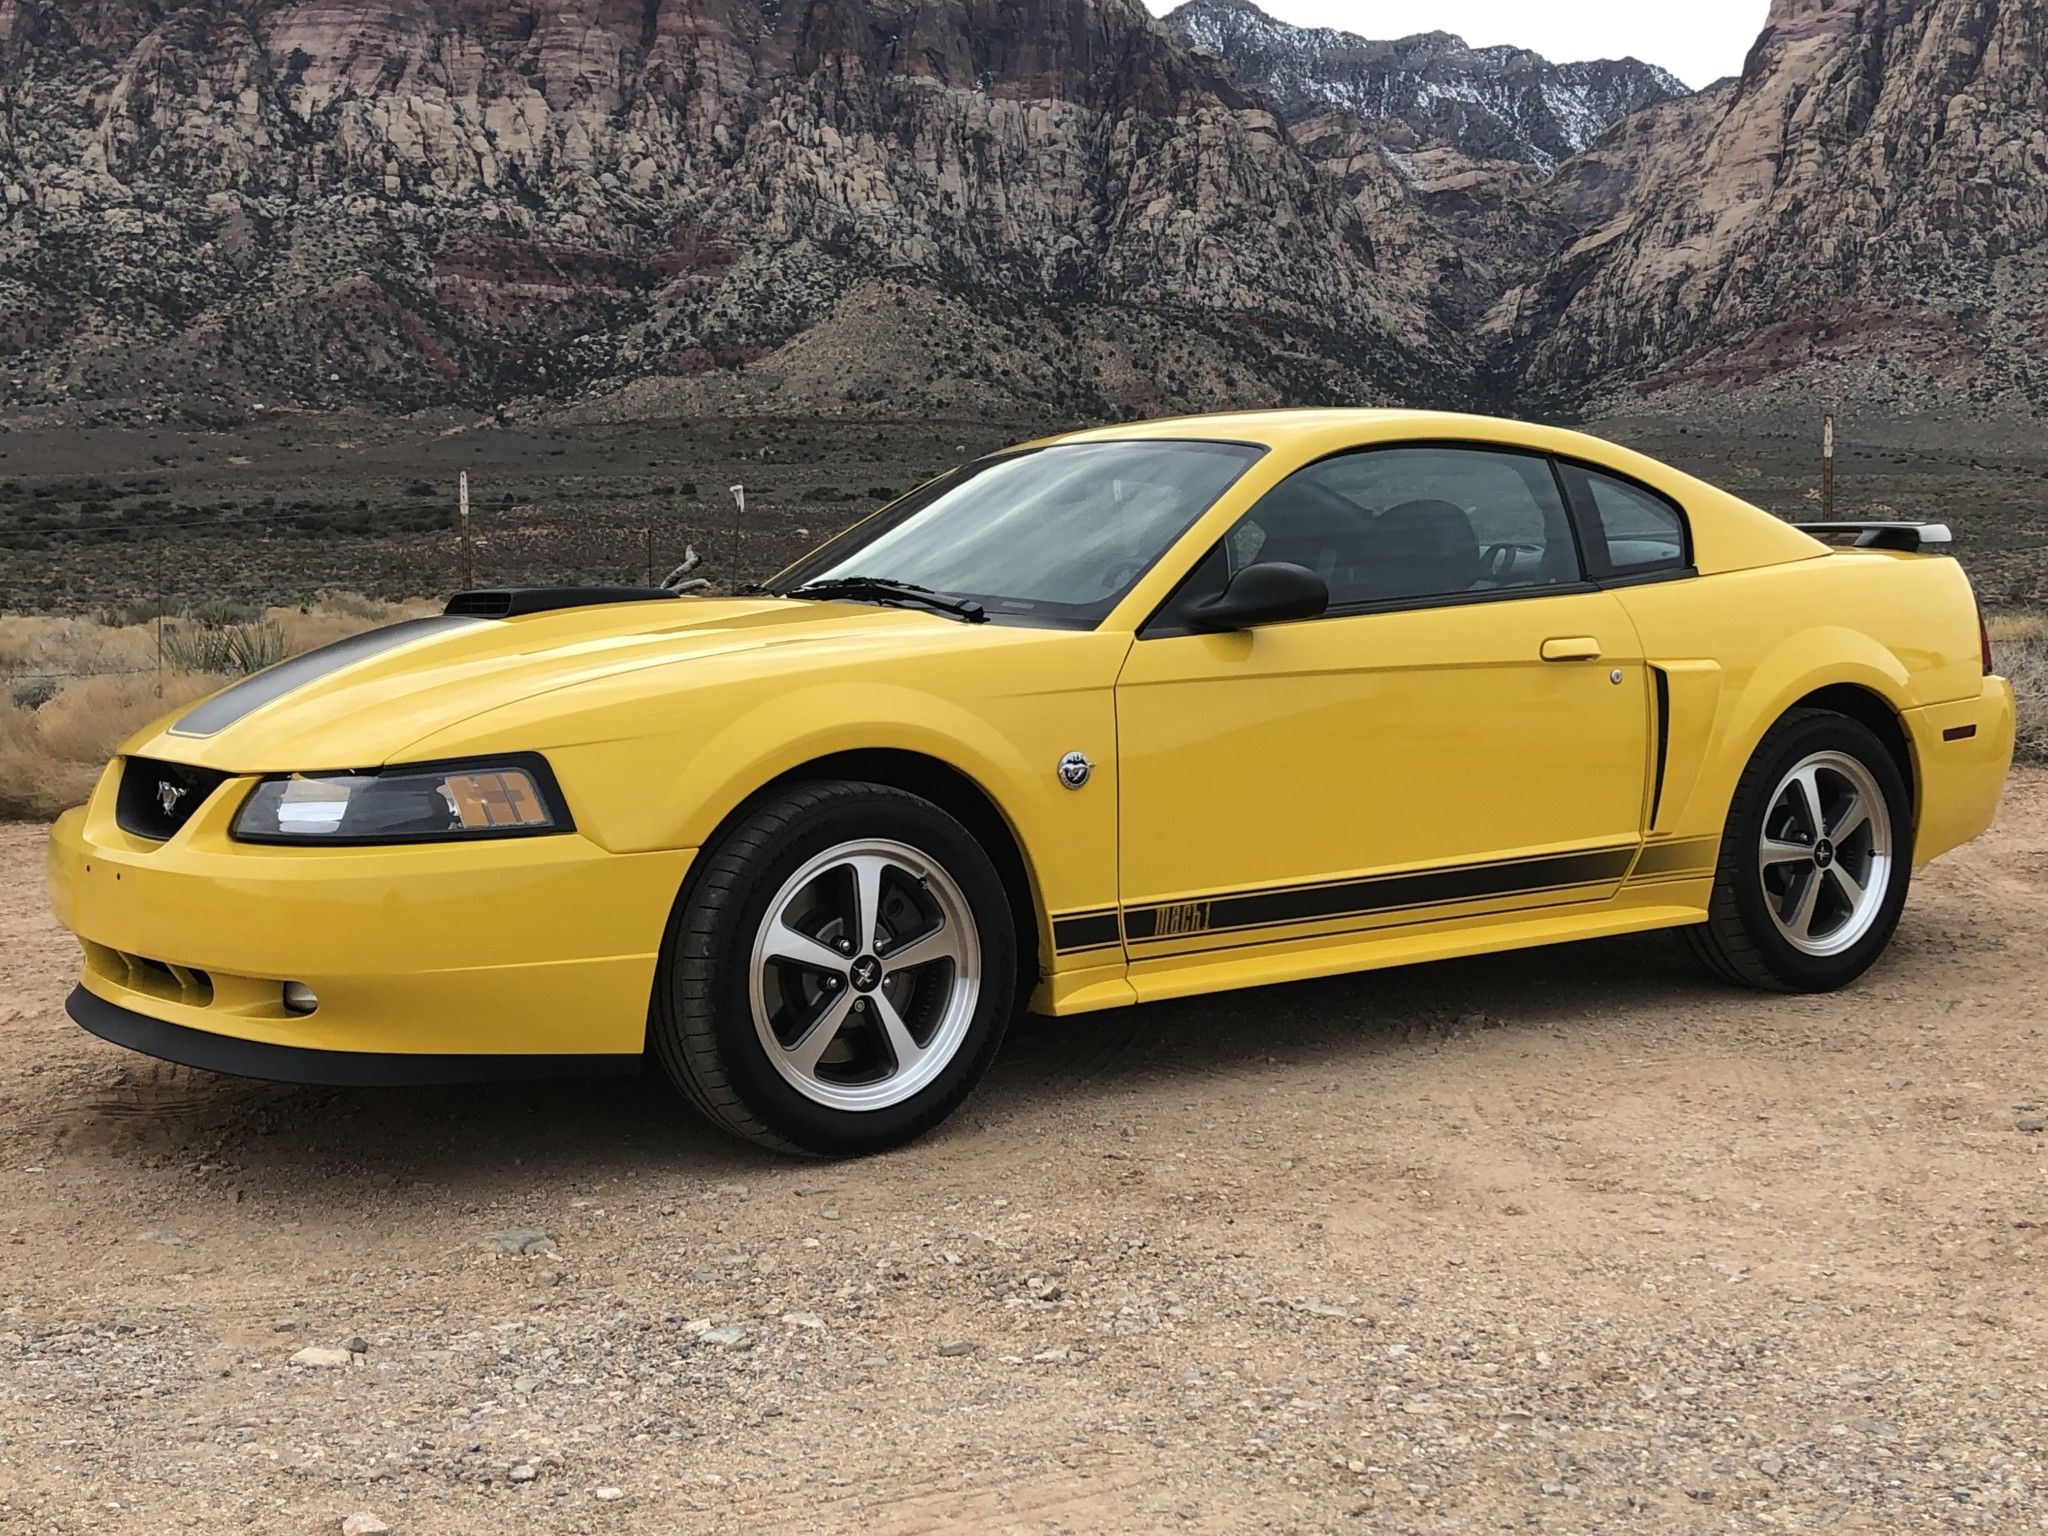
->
[171,616,486,737]
[1051,909,1122,955]
[1123,847,1636,946]
[1629,836,1719,880]
[1054,839,1723,957]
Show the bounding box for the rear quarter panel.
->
[1618,551,1990,852]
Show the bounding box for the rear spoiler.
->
[1792,521,1952,554]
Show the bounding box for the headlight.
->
[231,755,572,845]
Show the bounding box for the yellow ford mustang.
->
[48,410,2015,1154]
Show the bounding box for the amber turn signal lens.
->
[444,769,550,830]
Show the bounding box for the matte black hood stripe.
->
[170,616,486,738]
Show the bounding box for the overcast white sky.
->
[1147,2,1770,90]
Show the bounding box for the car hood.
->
[124,597,975,772]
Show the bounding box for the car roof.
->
[1040,408,1611,458]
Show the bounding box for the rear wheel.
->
[1684,709,1912,992]
[652,781,1016,1156]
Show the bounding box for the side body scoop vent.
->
[445,587,682,619]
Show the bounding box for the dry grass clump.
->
[264,595,438,654]
[0,614,157,683]
[0,592,435,820]
[1989,613,2047,764]
[0,670,228,818]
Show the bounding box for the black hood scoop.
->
[445,587,682,619]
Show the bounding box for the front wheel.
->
[651,781,1017,1156]
[1684,708,1913,992]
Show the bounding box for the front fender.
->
[401,628,1131,954]
[635,679,1047,851]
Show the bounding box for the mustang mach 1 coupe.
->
[49,411,2015,1154]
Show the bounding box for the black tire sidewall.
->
[1725,713,1914,990]
[682,789,1015,1155]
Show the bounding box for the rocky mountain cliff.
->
[0,0,2040,423]
[0,0,1467,420]
[1495,0,2048,414]
[1161,0,1687,170]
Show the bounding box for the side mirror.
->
[1189,561,1329,631]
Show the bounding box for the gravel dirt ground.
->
[1,774,2044,1534]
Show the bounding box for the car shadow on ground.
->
[57,931,1709,1196]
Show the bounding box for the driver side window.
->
[1223,445,1582,610]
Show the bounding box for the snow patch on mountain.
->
[1162,0,1690,171]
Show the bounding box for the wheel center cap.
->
[849,955,882,993]
[1812,838,1835,870]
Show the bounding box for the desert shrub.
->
[187,598,260,627]
[9,676,58,710]
[94,598,177,628]
[1990,613,2047,764]
[162,621,289,675]
[314,591,388,620]
[0,669,226,819]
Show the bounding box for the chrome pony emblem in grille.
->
[156,780,188,817]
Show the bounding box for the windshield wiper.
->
[789,577,987,624]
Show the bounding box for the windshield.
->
[769,440,1265,627]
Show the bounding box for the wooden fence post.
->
[1822,413,1836,522]
[458,471,473,590]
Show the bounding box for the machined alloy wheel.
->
[1756,750,1894,958]
[652,781,1017,1156]
[748,839,982,1112]
[1685,707,1913,993]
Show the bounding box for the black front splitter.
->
[66,986,640,1087]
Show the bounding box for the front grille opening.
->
[115,757,230,842]
[85,943,215,1007]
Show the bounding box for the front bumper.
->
[48,762,694,1078]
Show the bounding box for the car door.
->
[1114,443,1651,961]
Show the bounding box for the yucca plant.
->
[186,598,261,628]
[162,621,289,676]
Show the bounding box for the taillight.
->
[1980,610,1995,675]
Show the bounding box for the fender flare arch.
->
[655,683,1056,980]
[1683,626,1918,838]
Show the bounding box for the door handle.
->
[1540,636,1602,662]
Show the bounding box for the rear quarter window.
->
[1559,463,1691,580]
